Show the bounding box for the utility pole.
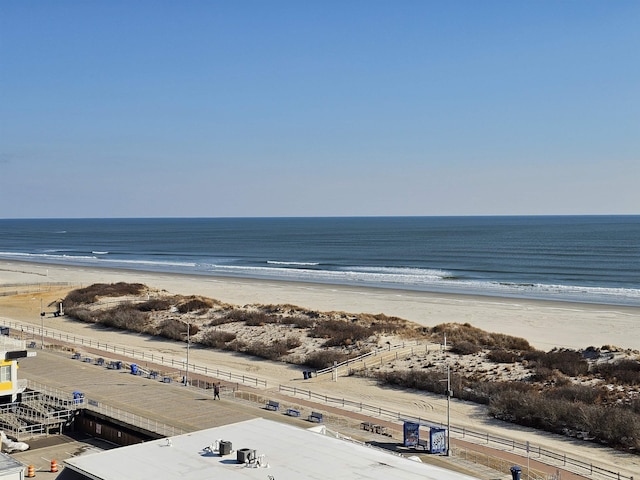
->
[184,320,190,386]
[443,331,451,456]
[446,363,451,456]
[40,298,44,349]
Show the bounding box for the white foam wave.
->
[200,263,640,305]
[267,260,320,266]
[1,250,638,306]
[0,251,98,261]
[99,258,198,268]
[0,251,196,269]
[92,251,109,255]
[347,266,452,280]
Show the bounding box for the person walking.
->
[213,382,220,400]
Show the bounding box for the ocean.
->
[0,216,638,306]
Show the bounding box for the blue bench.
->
[286,408,300,417]
[308,412,323,423]
[72,352,81,360]
[266,400,280,411]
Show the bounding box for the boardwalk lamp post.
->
[40,299,45,349]
[446,364,452,456]
[441,333,452,456]
[184,321,190,386]
[439,363,452,456]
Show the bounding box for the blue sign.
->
[403,422,420,447]
[429,427,446,454]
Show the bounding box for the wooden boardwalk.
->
[18,348,282,434]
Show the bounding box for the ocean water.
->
[0,216,639,306]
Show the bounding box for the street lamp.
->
[40,298,44,349]
[440,332,452,456]
[446,363,452,456]
[184,320,190,386]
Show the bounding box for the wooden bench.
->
[361,422,385,434]
[286,408,301,417]
[265,400,280,411]
[308,412,323,423]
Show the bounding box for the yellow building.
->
[0,334,33,403]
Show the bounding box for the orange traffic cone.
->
[50,459,58,473]
[26,465,35,477]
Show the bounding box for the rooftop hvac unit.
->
[237,448,255,464]
[219,440,232,456]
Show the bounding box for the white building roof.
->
[0,452,25,479]
[64,418,479,480]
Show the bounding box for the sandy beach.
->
[2,260,639,352]
[1,259,640,478]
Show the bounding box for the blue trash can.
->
[130,363,138,375]
[73,391,84,405]
[510,466,522,480]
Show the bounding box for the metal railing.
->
[278,385,634,480]
[0,282,76,297]
[5,320,268,388]
[25,380,183,437]
[315,340,436,376]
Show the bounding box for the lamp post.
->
[184,320,190,386]
[441,332,452,456]
[40,298,44,349]
[446,363,451,456]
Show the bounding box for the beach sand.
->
[1,259,640,477]
[2,260,639,351]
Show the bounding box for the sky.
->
[1,1,639,218]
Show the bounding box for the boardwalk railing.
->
[26,381,184,437]
[4,320,268,389]
[315,341,437,376]
[0,282,76,297]
[278,385,634,480]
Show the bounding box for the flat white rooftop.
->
[63,418,479,480]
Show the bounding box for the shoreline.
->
[1,259,639,351]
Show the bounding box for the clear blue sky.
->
[1,1,638,218]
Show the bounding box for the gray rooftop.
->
[63,418,480,480]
